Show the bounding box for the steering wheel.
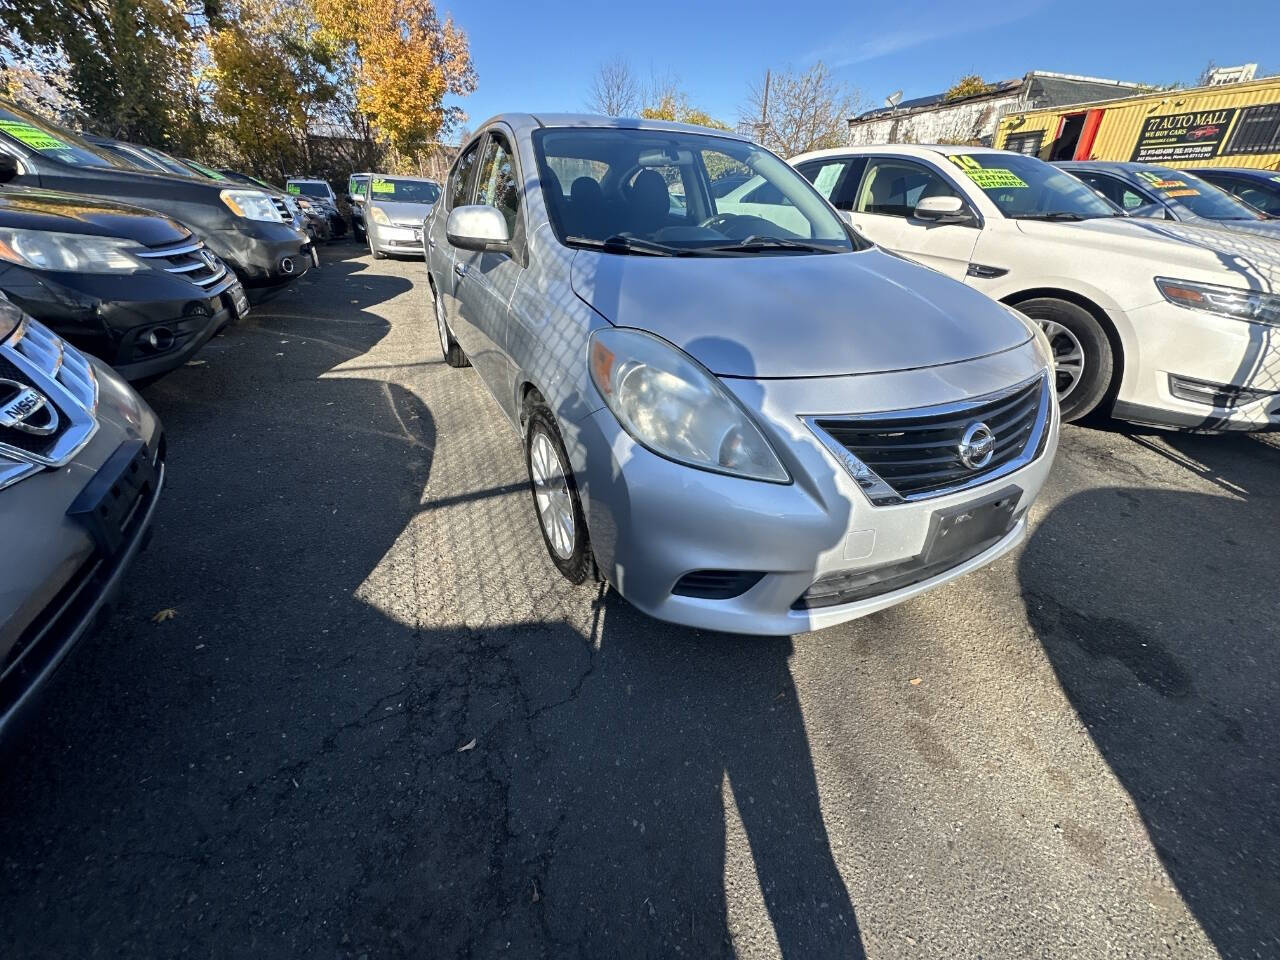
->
[699,213,781,240]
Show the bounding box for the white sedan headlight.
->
[588,327,789,483]
[219,188,283,222]
[1156,277,1280,326]
[0,228,144,273]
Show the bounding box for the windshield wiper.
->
[1011,212,1086,222]
[565,234,684,257]
[702,235,838,253]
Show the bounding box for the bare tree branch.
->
[586,56,639,117]
[743,62,865,158]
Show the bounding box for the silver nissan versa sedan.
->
[0,294,163,737]
[426,115,1059,635]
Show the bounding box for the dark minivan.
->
[0,155,244,380]
[0,100,314,303]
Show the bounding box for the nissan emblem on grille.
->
[0,377,60,436]
[958,422,995,470]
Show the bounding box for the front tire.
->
[433,284,469,368]
[1015,297,1114,422]
[368,230,386,260]
[525,404,593,584]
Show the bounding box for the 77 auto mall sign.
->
[1130,108,1236,162]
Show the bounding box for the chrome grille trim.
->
[2,317,99,469]
[134,235,230,290]
[802,373,1052,506]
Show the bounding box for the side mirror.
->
[0,154,18,184]
[913,195,970,223]
[446,205,510,252]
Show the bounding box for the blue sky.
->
[442,0,1276,139]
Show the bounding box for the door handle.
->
[427,237,436,248]
[453,262,467,278]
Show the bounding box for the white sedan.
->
[791,144,1280,431]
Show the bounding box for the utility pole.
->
[758,69,770,142]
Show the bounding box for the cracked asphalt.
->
[2,243,1278,959]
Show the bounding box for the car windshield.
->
[950,153,1120,220]
[181,157,228,181]
[0,102,129,169]
[533,127,856,255]
[289,181,331,198]
[369,177,439,203]
[1133,168,1266,221]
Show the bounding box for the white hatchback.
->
[792,144,1280,431]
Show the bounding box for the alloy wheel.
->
[1038,319,1085,401]
[530,430,575,560]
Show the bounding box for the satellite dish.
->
[884,90,904,109]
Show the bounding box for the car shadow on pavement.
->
[1018,472,1280,959]
[0,256,864,958]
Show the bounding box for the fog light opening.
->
[279,256,295,275]
[145,327,175,352]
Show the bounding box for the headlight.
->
[1156,277,1280,326]
[219,189,282,222]
[0,228,144,273]
[588,327,789,483]
[369,205,391,226]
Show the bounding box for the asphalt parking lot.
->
[2,243,1278,960]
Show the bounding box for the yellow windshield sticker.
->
[948,154,1028,188]
[371,177,394,193]
[0,120,68,151]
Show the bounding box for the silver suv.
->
[0,296,164,737]
[427,115,1059,635]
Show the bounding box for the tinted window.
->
[289,181,331,198]
[449,139,481,210]
[1076,172,1151,211]
[1132,168,1266,221]
[0,104,127,169]
[475,132,520,235]
[947,153,1119,219]
[533,127,854,255]
[369,177,440,203]
[1228,178,1280,216]
[855,158,962,218]
[796,157,867,211]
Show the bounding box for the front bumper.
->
[0,263,240,381]
[207,222,313,303]
[572,350,1058,635]
[370,222,425,256]
[1114,300,1280,431]
[0,359,164,739]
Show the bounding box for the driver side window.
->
[448,138,481,211]
[856,159,961,218]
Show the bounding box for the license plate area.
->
[67,439,159,557]
[920,486,1022,568]
[226,280,250,319]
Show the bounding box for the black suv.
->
[0,156,246,380]
[0,99,314,303]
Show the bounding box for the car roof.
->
[789,143,1014,163]
[1056,160,1169,173]
[474,112,750,142]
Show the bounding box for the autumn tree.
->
[943,74,996,102]
[586,57,640,117]
[1,0,206,151]
[314,0,476,158]
[639,73,728,130]
[743,62,863,157]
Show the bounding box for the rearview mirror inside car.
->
[913,195,970,223]
[446,205,511,253]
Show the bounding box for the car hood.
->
[570,247,1031,378]
[0,184,189,246]
[370,199,433,223]
[1181,215,1280,240]
[1016,217,1280,292]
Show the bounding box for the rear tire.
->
[1014,297,1114,422]
[433,283,469,368]
[524,403,594,584]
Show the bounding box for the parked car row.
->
[345,172,441,259]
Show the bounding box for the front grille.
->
[0,316,99,469]
[672,570,764,600]
[805,374,1051,505]
[270,196,292,222]
[134,235,232,292]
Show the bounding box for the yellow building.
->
[995,75,1280,170]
